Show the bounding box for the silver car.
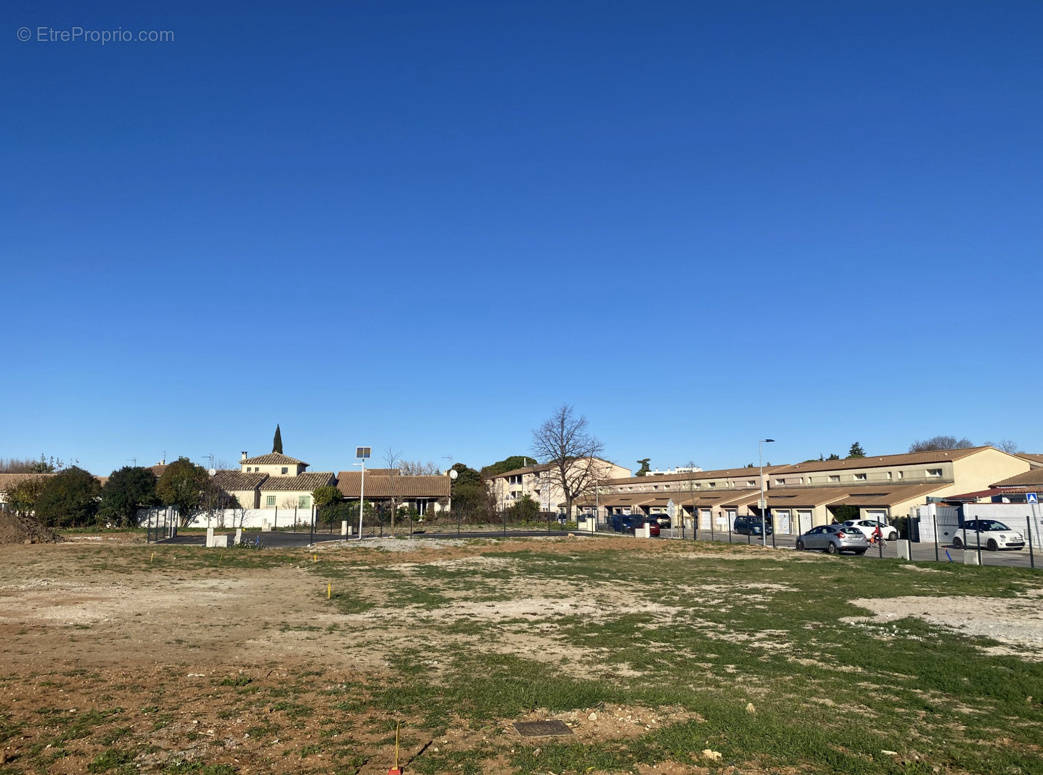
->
[796,524,871,555]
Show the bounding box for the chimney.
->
[241,451,248,462]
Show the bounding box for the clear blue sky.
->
[4,1,1041,476]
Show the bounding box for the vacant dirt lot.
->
[0,536,1040,775]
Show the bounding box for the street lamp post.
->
[355,446,371,540]
[759,438,775,547]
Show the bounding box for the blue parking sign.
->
[1028,493,1038,503]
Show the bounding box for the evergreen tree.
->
[635,458,651,476]
[100,466,159,527]
[273,424,283,454]
[35,466,101,528]
[847,442,866,458]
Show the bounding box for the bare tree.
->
[984,440,1021,455]
[532,405,606,519]
[909,436,975,452]
[384,447,401,471]
[398,460,440,476]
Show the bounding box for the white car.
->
[951,520,1025,551]
[841,519,899,542]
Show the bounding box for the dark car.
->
[609,513,661,536]
[733,515,773,536]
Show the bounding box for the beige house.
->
[585,465,788,527]
[487,457,631,516]
[585,447,1030,534]
[751,447,1027,531]
[336,470,451,515]
[209,451,335,511]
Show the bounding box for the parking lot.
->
[657,526,1040,568]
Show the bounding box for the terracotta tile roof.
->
[761,483,946,508]
[490,462,555,478]
[336,472,450,498]
[212,470,269,491]
[259,472,335,491]
[991,468,1043,488]
[242,453,307,466]
[149,465,168,478]
[828,483,947,507]
[601,465,787,488]
[941,487,1041,501]
[0,472,55,493]
[772,447,988,474]
[1015,453,1043,467]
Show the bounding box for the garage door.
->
[775,509,792,534]
[699,508,711,530]
[796,509,813,534]
[866,509,887,523]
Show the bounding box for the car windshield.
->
[978,520,1010,531]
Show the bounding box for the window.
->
[747,480,756,487]
[829,475,840,483]
[298,495,310,508]
[853,473,867,481]
[886,471,893,480]
[926,468,942,478]
[897,471,904,479]
[775,478,785,485]
[265,495,275,507]
[281,467,288,474]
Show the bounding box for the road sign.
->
[1028,493,1038,504]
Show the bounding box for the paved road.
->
[658,528,1041,570]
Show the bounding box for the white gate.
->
[796,509,813,534]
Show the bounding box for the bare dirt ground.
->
[0,537,783,774]
[1,537,1038,774]
[843,588,1043,658]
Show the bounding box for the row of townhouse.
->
[488,446,1038,536]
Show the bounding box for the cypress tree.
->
[273,424,283,454]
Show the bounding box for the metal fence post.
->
[728,519,733,544]
[709,513,714,544]
[1027,517,1035,570]
[976,521,983,566]
[770,514,776,549]
[933,511,939,563]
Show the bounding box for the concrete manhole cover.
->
[513,720,573,737]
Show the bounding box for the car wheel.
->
[888,530,899,541]
[953,536,963,549]
[795,539,805,551]
[826,542,838,555]
[987,539,998,551]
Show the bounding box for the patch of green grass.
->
[87,747,136,773]
[164,761,238,774]
[317,547,1043,775]
[216,675,252,687]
